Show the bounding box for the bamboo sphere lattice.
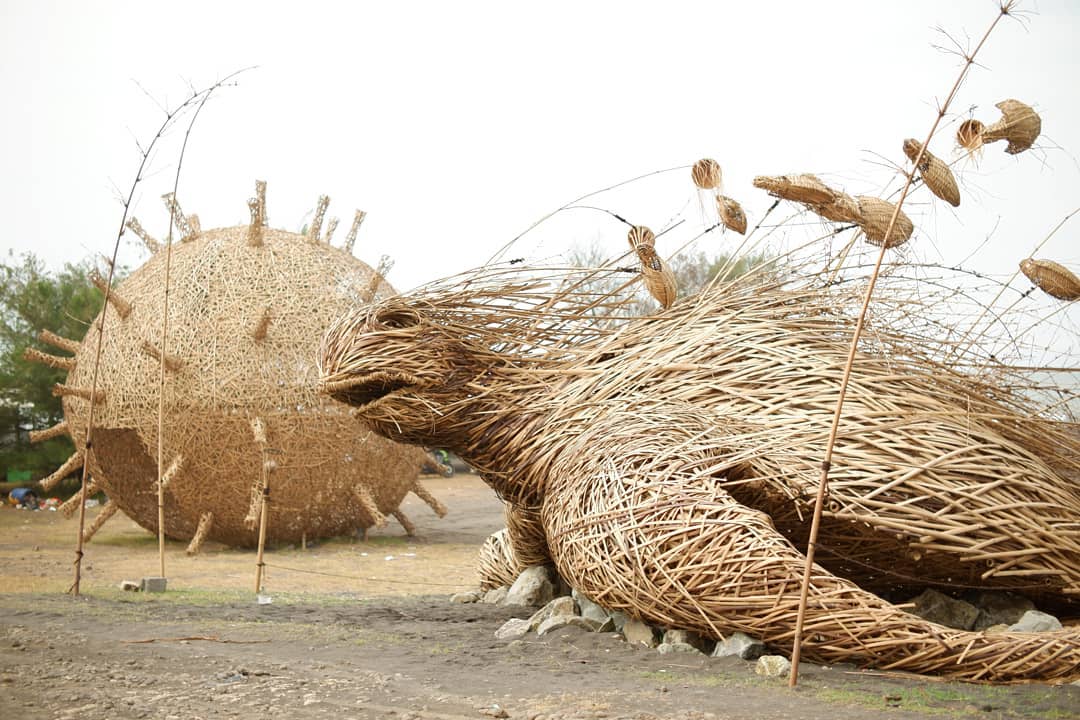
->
[319,258,1080,681]
[37,186,442,547]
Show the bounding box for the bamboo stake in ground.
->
[254,456,275,594]
[788,0,1016,687]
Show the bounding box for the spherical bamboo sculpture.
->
[319,260,1080,681]
[31,184,445,551]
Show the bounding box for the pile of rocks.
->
[453,567,1069,678]
[905,588,1064,633]
[452,566,791,677]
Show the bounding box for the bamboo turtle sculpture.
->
[319,260,1080,681]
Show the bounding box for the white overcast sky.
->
[1,0,1078,304]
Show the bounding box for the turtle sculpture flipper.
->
[542,404,1080,681]
[318,267,1080,681]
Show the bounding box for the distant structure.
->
[27,182,445,552]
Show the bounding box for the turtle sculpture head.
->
[319,295,488,447]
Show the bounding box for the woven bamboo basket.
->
[635,246,677,308]
[957,118,986,153]
[903,139,960,207]
[627,225,655,251]
[982,99,1041,155]
[856,195,914,248]
[753,174,835,205]
[716,195,747,234]
[691,158,722,190]
[319,257,1079,681]
[812,192,862,223]
[1020,258,1080,301]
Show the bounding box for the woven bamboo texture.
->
[319,259,1080,681]
[956,100,1041,155]
[41,190,442,547]
[983,99,1042,155]
[691,158,722,190]
[903,139,960,207]
[716,195,747,235]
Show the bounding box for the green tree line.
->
[0,253,104,483]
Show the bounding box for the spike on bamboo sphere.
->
[903,139,960,207]
[691,158,722,190]
[126,218,159,254]
[983,99,1041,155]
[53,185,439,547]
[1020,258,1080,301]
[856,196,914,248]
[39,329,80,354]
[23,347,76,371]
[89,272,132,319]
[30,421,68,444]
[716,195,747,235]
[627,225,655,251]
[308,195,330,242]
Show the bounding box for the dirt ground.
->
[1,474,1078,720]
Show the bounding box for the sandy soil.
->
[1,474,1078,720]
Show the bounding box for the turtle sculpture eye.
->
[375,308,421,329]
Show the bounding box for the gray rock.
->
[712,632,766,661]
[982,624,1009,635]
[609,610,629,632]
[755,655,792,677]
[494,618,532,640]
[907,589,979,630]
[622,618,659,648]
[968,591,1036,630]
[537,615,602,636]
[596,616,616,633]
[528,595,577,631]
[506,566,557,607]
[1007,610,1062,633]
[662,628,710,653]
[657,642,701,655]
[450,590,481,604]
[482,586,509,605]
[140,577,167,593]
[571,589,611,625]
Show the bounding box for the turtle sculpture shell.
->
[318,262,1080,681]
[55,220,437,548]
